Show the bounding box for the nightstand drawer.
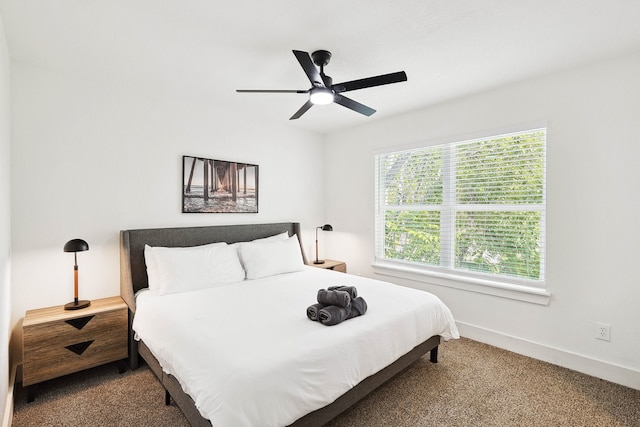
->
[23,297,128,387]
[331,263,347,273]
[24,309,124,349]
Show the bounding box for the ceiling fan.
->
[236,50,408,120]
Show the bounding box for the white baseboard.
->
[1,363,15,427]
[456,321,640,391]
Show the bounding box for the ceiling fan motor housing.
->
[311,50,332,67]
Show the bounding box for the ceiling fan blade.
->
[293,50,325,88]
[333,94,376,116]
[236,89,308,93]
[332,71,407,93]
[290,100,314,120]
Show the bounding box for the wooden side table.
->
[22,296,128,401]
[309,259,347,273]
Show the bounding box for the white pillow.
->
[231,231,289,256]
[238,235,305,280]
[144,243,245,295]
[145,242,227,290]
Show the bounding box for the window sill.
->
[372,262,551,305]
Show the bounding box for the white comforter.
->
[133,267,459,427]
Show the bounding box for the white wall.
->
[324,51,640,389]
[0,11,11,426]
[9,63,325,360]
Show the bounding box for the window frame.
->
[374,127,549,304]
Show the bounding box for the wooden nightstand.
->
[309,259,347,273]
[22,296,128,401]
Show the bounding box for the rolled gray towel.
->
[317,289,351,308]
[328,285,357,299]
[306,303,325,321]
[347,297,368,319]
[318,305,351,326]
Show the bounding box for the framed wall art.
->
[182,155,259,213]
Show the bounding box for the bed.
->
[120,222,458,427]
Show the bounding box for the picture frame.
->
[182,155,259,213]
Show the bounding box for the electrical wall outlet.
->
[595,322,611,341]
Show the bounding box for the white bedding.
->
[133,266,459,427]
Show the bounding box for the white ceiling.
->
[1,0,640,134]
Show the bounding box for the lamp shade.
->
[320,224,333,232]
[64,239,89,253]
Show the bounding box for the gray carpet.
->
[12,338,640,426]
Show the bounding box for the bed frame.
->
[120,222,440,427]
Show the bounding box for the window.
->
[375,128,546,289]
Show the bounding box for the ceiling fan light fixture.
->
[309,88,334,105]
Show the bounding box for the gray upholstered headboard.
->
[119,222,306,311]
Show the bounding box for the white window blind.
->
[375,128,546,288]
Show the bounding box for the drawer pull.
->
[65,315,95,330]
[65,340,94,355]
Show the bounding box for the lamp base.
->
[313,260,326,264]
[64,300,91,310]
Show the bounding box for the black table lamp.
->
[64,239,91,310]
[314,224,333,264]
